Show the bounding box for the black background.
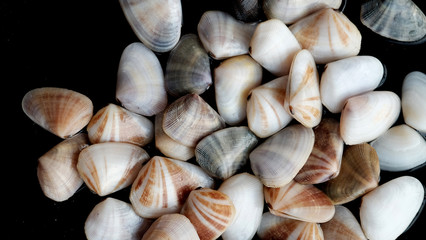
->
[3,0,426,239]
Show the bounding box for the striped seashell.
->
[142,214,200,240]
[321,205,367,240]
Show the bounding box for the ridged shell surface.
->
[321,205,367,240]
[402,71,426,133]
[142,214,200,240]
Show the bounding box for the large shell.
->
[116,42,167,117]
[77,142,149,196]
[249,19,301,76]
[181,188,236,240]
[289,8,362,64]
[118,0,182,52]
[22,87,93,139]
[141,214,200,240]
[321,205,367,240]
[250,124,315,187]
[87,103,153,146]
[232,0,260,22]
[214,55,262,125]
[320,55,384,113]
[360,0,426,42]
[164,34,212,97]
[284,49,322,128]
[264,180,335,223]
[360,176,424,240]
[402,71,426,133]
[129,156,215,218]
[37,133,89,202]
[340,91,401,145]
[246,76,293,138]
[84,198,152,240]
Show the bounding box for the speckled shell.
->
[232,0,260,22]
[142,214,200,240]
[321,205,367,240]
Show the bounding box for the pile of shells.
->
[22,0,426,239]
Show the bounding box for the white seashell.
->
[215,55,262,125]
[402,71,426,133]
[249,19,301,76]
[142,214,200,240]
[360,176,424,240]
[321,205,367,240]
[320,56,384,113]
[340,91,401,145]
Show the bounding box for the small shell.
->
[142,214,200,240]
[232,0,260,22]
[321,205,367,240]
[118,0,182,52]
[116,42,167,117]
[37,133,89,202]
[402,71,426,133]
[249,19,301,76]
[22,87,93,139]
[87,103,153,146]
[289,8,362,64]
[77,142,149,196]
[84,198,152,240]
[215,55,262,125]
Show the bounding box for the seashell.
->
[142,213,200,240]
[249,19,301,76]
[129,156,215,218]
[294,118,343,185]
[360,176,424,240]
[84,198,152,240]
[402,71,426,133]
[232,0,260,22]
[116,42,167,117]
[289,8,362,64]
[214,55,262,125]
[263,0,342,24]
[77,142,149,196]
[164,34,212,97]
[340,91,401,145]
[22,87,93,139]
[246,76,293,138]
[37,133,89,202]
[87,103,153,147]
[264,180,335,223]
[181,188,236,240]
[320,55,384,113]
[321,205,367,240]
[195,126,258,180]
[284,49,322,128]
[321,143,380,205]
[370,124,426,171]
[218,173,264,240]
[162,94,226,148]
[250,124,315,187]
[257,212,324,240]
[360,0,426,42]
[118,0,182,52]
[197,10,257,60]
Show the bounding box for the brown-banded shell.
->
[321,205,367,240]
[129,156,215,218]
[22,87,93,139]
[181,188,236,240]
[87,103,153,146]
[77,142,149,196]
[37,133,89,202]
[141,214,200,240]
[232,0,260,22]
[402,71,426,133]
[118,0,182,52]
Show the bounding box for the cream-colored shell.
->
[321,205,367,240]
[402,71,426,133]
[142,214,200,240]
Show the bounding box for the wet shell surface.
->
[141,213,200,240]
[321,205,367,240]
[402,71,426,133]
[22,87,93,139]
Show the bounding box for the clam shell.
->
[37,133,89,202]
[246,76,293,138]
[142,214,200,240]
[22,87,93,139]
[165,34,212,97]
[360,0,426,42]
[77,142,149,196]
[232,0,260,22]
[129,156,215,218]
[119,0,182,52]
[322,143,380,205]
[116,42,167,117]
[321,205,367,240]
[87,103,153,146]
[250,124,315,187]
[264,180,335,223]
[195,126,258,180]
[320,55,384,113]
[360,176,424,240]
[402,71,426,133]
[181,188,236,240]
[214,55,262,125]
[289,8,362,64]
[84,198,152,240]
[249,19,301,76]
